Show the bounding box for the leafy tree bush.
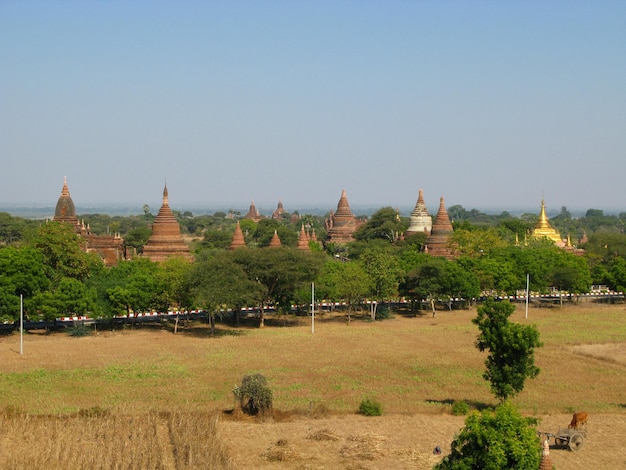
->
[358,398,382,416]
[451,400,470,416]
[233,373,273,417]
[374,304,393,320]
[473,299,542,401]
[435,402,540,470]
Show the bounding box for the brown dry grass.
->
[0,301,625,468]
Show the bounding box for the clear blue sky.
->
[1,1,625,215]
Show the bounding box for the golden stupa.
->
[532,199,564,246]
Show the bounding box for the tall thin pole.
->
[525,274,529,320]
[20,294,23,355]
[311,282,315,334]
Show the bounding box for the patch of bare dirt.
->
[220,412,626,469]
[573,343,626,366]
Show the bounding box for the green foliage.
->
[358,397,382,416]
[353,207,407,242]
[232,248,324,324]
[374,304,392,320]
[451,400,470,416]
[67,323,91,337]
[435,402,540,470]
[32,222,101,283]
[315,258,370,312]
[233,373,273,416]
[473,300,542,401]
[188,250,261,325]
[123,226,151,254]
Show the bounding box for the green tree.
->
[123,226,151,254]
[233,248,324,327]
[353,207,407,242]
[158,257,193,311]
[315,259,370,319]
[359,246,402,319]
[188,250,261,328]
[435,402,540,470]
[473,299,542,401]
[32,222,100,283]
[102,258,165,320]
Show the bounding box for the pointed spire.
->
[142,183,192,262]
[425,197,456,259]
[162,182,169,206]
[335,188,353,217]
[54,177,78,224]
[532,199,563,246]
[407,188,432,235]
[539,439,552,470]
[269,230,282,248]
[326,189,358,244]
[297,224,311,251]
[62,176,70,196]
[229,221,246,250]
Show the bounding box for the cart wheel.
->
[568,433,584,451]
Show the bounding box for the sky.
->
[1,1,625,216]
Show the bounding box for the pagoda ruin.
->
[325,189,359,244]
[406,188,432,236]
[53,177,125,266]
[142,184,193,262]
[424,196,457,259]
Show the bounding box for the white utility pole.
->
[311,282,315,334]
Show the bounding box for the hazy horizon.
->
[2,2,625,212]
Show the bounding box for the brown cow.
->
[568,411,588,429]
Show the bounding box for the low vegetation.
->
[0,302,624,468]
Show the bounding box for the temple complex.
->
[229,221,246,250]
[244,201,262,222]
[406,188,432,236]
[325,189,360,244]
[53,177,125,266]
[142,184,193,262]
[271,201,285,220]
[531,200,565,247]
[424,197,457,259]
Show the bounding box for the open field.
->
[1,302,625,468]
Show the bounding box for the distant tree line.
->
[0,205,625,325]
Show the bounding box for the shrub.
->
[358,398,382,416]
[374,305,393,320]
[68,323,91,337]
[435,402,540,470]
[233,373,273,417]
[451,400,470,416]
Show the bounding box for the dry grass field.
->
[0,301,625,469]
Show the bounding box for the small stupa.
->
[268,230,282,248]
[142,184,193,262]
[406,188,432,236]
[532,199,564,247]
[424,197,457,259]
[325,189,358,244]
[297,224,311,251]
[229,221,246,250]
[539,439,552,470]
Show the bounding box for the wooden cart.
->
[537,428,586,452]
